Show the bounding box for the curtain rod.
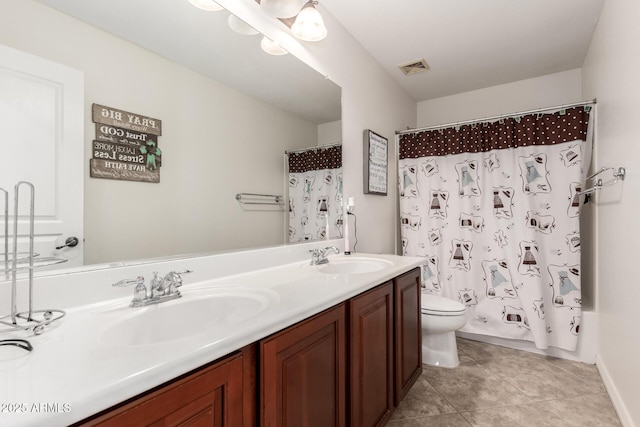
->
[396,99,597,136]
[285,142,342,155]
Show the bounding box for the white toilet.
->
[421,293,467,368]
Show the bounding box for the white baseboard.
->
[596,355,636,427]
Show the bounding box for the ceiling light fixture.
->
[260,0,306,19]
[228,15,259,35]
[291,1,327,42]
[188,0,224,12]
[260,37,288,55]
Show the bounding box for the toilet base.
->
[422,330,459,368]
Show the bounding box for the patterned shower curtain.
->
[398,106,592,351]
[288,145,343,243]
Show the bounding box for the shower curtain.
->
[398,106,592,351]
[287,145,342,243]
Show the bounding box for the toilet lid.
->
[421,294,466,316]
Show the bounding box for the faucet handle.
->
[113,276,144,287]
[173,269,193,277]
[164,270,193,288]
[113,276,148,304]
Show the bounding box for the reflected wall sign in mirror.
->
[0,0,341,278]
[286,144,342,243]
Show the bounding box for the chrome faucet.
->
[113,270,192,307]
[309,246,340,265]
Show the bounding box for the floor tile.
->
[401,338,622,427]
[476,353,601,401]
[388,412,472,426]
[457,337,526,361]
[422,361,534,411]
[461,401,567,427]
[544,356,607,393]
[390,373,456,420]
[544,393,621,426]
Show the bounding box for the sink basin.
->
[100,288,277,346]
[315,257,394,275]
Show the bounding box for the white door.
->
[0,43,84,271]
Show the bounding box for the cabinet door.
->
[349,282,394,427]
[394,268,422,404]
[78,347,252,427]
[261,303,347,427]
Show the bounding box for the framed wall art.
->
[363,129,388,195]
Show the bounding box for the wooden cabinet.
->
[76,345,256,427]
[260,303,347,427]
[348,268,422,427]
[349,281,394,427]
[393,268,422,404]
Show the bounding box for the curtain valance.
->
[288,145,342,173]
[399,107,590,159]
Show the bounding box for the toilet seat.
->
[421,294,465,316]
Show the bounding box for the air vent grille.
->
[398,59,430,76]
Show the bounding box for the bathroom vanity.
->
[76,268,421,426]
[75,345,255,426]
[0,247,424,427]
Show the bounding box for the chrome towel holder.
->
[577,166,626,197]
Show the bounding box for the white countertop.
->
[0,253,424,426]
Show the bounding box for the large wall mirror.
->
[0,0,341,277]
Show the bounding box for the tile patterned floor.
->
[388,338,621,427]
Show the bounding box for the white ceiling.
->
[320,0,605,101]
[33,0,605,115]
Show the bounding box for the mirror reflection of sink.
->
[315,257,394,275]
[100,288,277,346]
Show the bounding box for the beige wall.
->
[0,0,319,264]
[582,0,640,425]
[416,69,584,127]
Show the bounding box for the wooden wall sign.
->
[90,158,160,183]
[96,123,154,146]
[92,104,162,135]
[90,104,162,183]
[92,140,162,168]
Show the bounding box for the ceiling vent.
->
[398,59,430,76]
